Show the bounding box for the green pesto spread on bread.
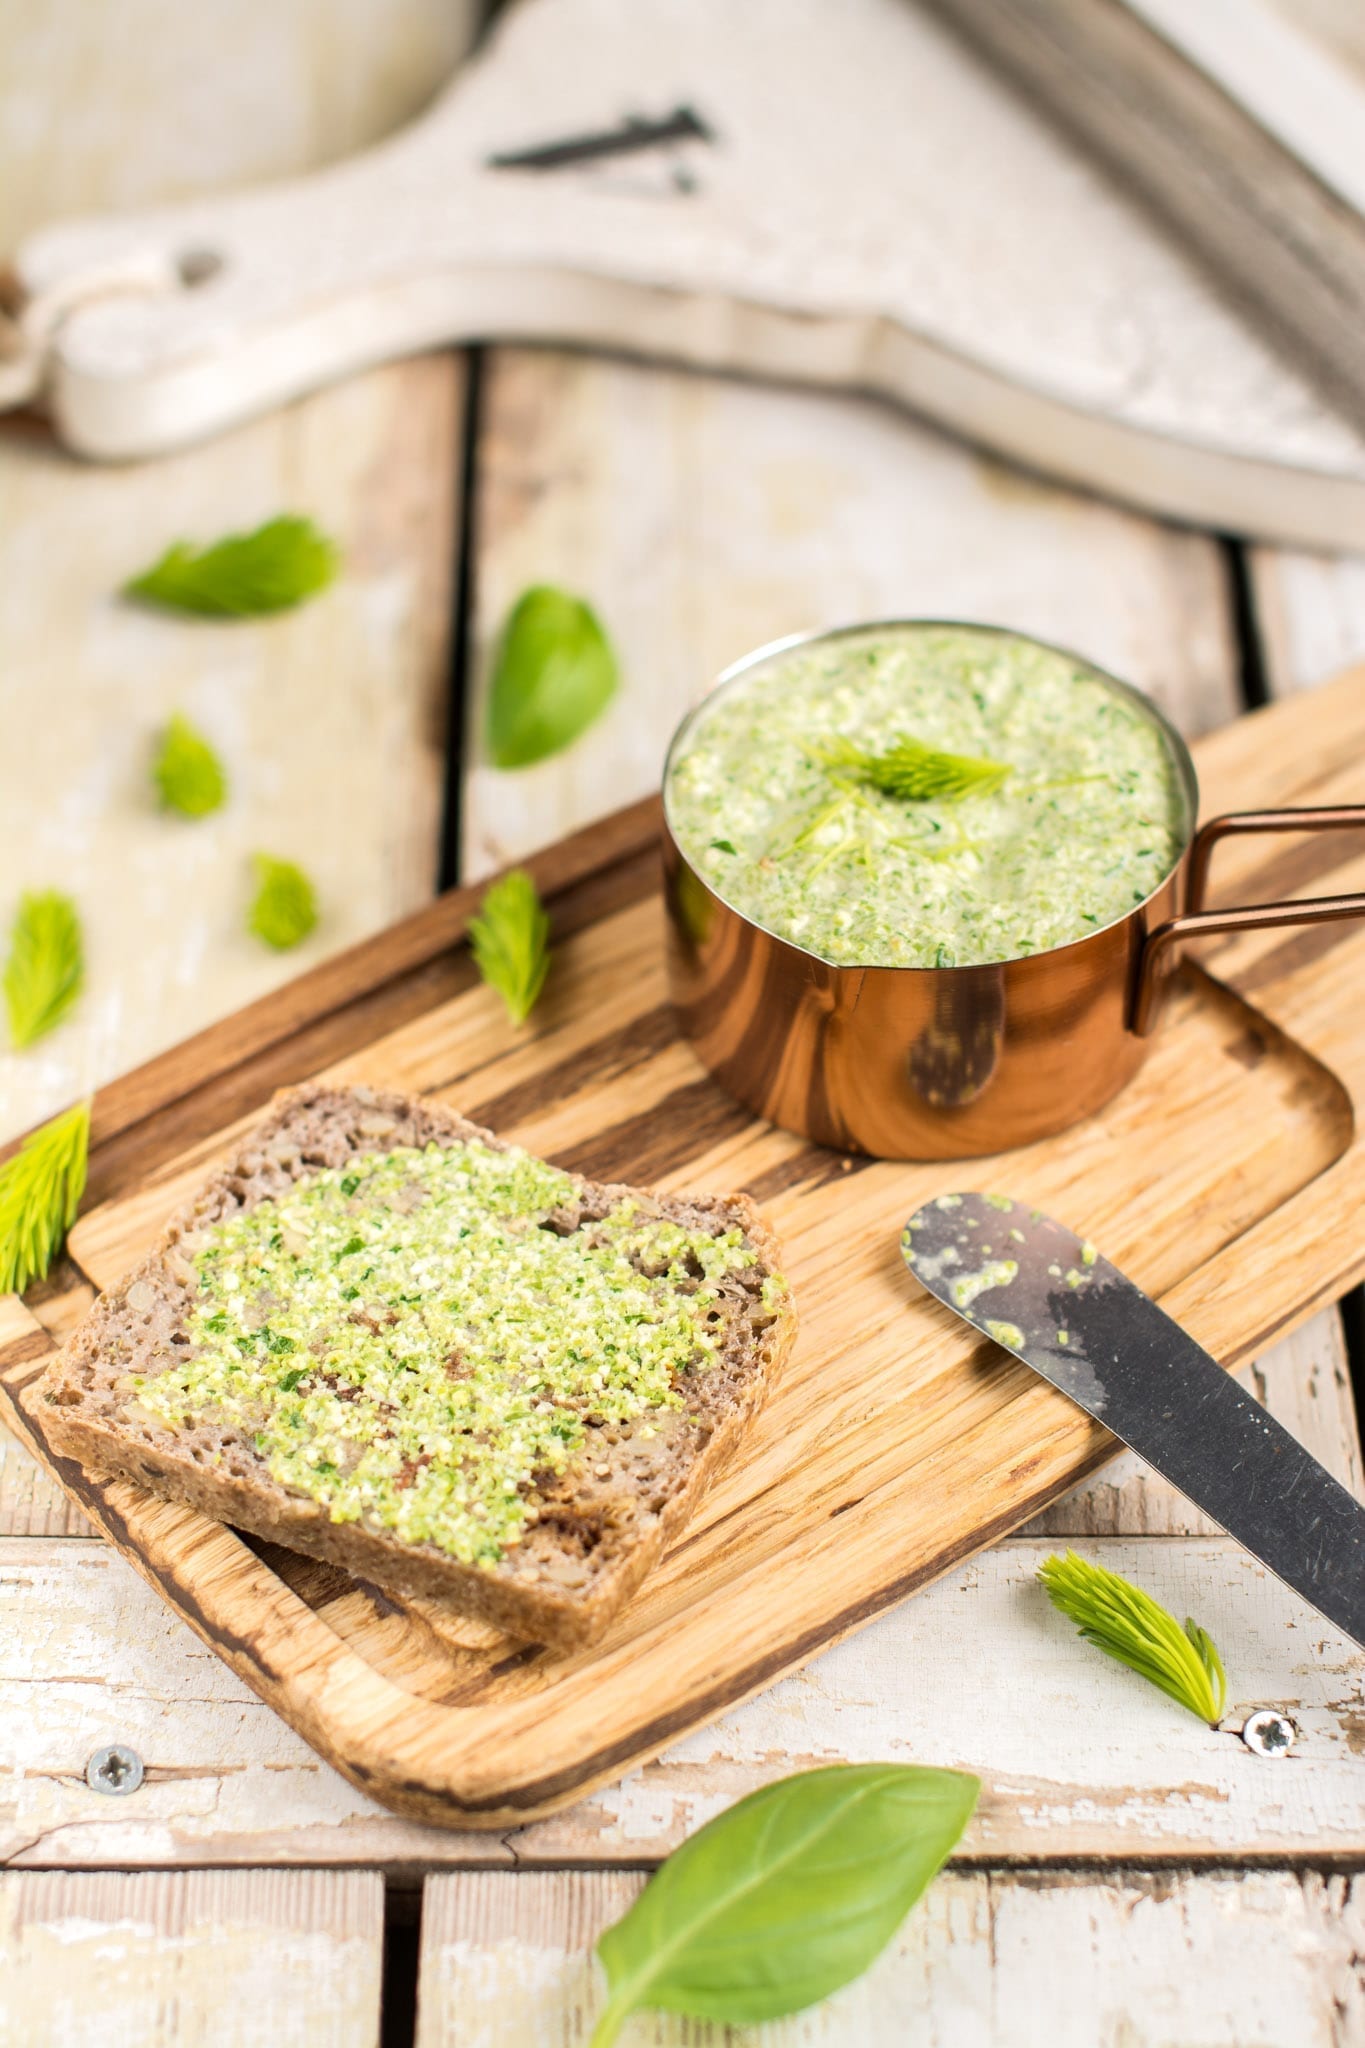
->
[128,1138,769,1568]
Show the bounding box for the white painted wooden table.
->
[5,10,1365,2045]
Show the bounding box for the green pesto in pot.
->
[129,1140,766,1567]
[665,625,1188,968]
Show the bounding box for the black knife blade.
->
[901,1191,1365,1650]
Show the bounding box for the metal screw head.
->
[85,1744,144,1795]
[1242,1709,1297,1757]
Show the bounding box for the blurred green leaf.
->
[4,891,83,1048]
[248,855,318,951]
[125,515,338,616]
[486,586,617,768]
[153,713,228,818]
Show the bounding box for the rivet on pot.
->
[85,1743,144,1795]
[1241,1709,1297,1757]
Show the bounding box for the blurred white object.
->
[5,0,1365,546]
[934,0,1365,439]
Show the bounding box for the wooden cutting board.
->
[4,672,1365,1831]
[6,0,1365,547]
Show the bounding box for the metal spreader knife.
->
[901,1192,1365,1651]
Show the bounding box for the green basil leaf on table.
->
[468,869,550,1027]
[0,1099,91,1295]
[4,890,84,1049]
[587,1761,979,2045]
[1039,1549,1227,1725]
[124,515,338,617]
[152,712,228,818]
[247,855,319,951]
[486,585,618,768]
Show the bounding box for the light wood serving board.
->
[5,672,1365,1831]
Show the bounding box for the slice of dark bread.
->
[38,1083,797,1649]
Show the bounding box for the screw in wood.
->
[1241,1709,1297,1757]
[85,1743,145,1795]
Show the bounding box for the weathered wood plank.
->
[1249,547,1365,698]
[3,1533,1359,1868]
[0,0,468,1148]
[461,349,1238,881]
[414,1866,1365,2047]
[0,1867,383,2048]
[0,351,461,1149]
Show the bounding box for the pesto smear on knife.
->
[129,1140,763,1566]
[666,625,1187,968]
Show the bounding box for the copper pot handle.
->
[1131,805,1365,1036]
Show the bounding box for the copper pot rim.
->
[661,616,1201,978]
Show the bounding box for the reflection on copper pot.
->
[661,622,1365,1160]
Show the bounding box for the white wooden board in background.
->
[0,0,474,253]
[10,0,1365,547]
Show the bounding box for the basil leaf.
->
[590,1762,978,2042]
[486,586,617,769]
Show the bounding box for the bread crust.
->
[38,1084,798,1648]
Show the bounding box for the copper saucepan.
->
[661,621,1365,1160]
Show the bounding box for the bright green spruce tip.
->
[469,868,550,1027]
[1039,1549,1227,1726]
[0,1099,90,1295]
[486,584,618,769]
[247,854,318,951]
[587,1762,980,2046]
[152,713,228,818]
[808,732,1011,803]
[3,890,83,1050]
[124,514,338,617]
[134,1138,762,1567]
